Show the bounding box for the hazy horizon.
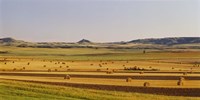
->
[1,0,200,42]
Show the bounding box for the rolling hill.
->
[0,37,200,49]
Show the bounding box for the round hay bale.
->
[106,71,113,74]
[64,75,70,79]
[126,77,132,82]
[13,68,16,71]
[48,69,51,72]
[97,69,101,72]
[140,71,144,74]
[179,77,185,81]
[177,80,184,86]
[144,82,150,87]
[183,72,187,75]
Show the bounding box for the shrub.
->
[55,69,58,71]
[144,82,150,87]
[60,66,62,68]
[126,77,132,82]
[90,64,93,66]
[27,62,30,65]
[43,65,46,67]
[23,67,25,70]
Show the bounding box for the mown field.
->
[0,46,200,99]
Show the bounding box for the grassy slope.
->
[0,80,200,100]
[1,46,200,61]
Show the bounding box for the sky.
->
[0,0,200,42]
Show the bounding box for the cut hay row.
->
[1,72,200,80]
[0,78,200,97]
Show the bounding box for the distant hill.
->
[128,37,200,45]
[77,39,92,44]
[0,37,17,43]
[0,37,200,49]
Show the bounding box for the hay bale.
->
[126,77,132,82]
[13,68,16,71]
[97,69,101,72]
[179,77,185,81]
[183,72,187,75]
[106,71,113,74]
[48,69,51,72]
[64,75,70,79]
[177,80,184,86]
[140,71,144,74]
[144,82,150,87]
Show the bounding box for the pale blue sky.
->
[0,0,200,42]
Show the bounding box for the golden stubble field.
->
[0,47,200,97]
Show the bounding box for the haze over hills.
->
[0,37,200,49]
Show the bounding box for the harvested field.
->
[0,47,200,99]
[1,78,200,97]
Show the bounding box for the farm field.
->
[1,46,200,99]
